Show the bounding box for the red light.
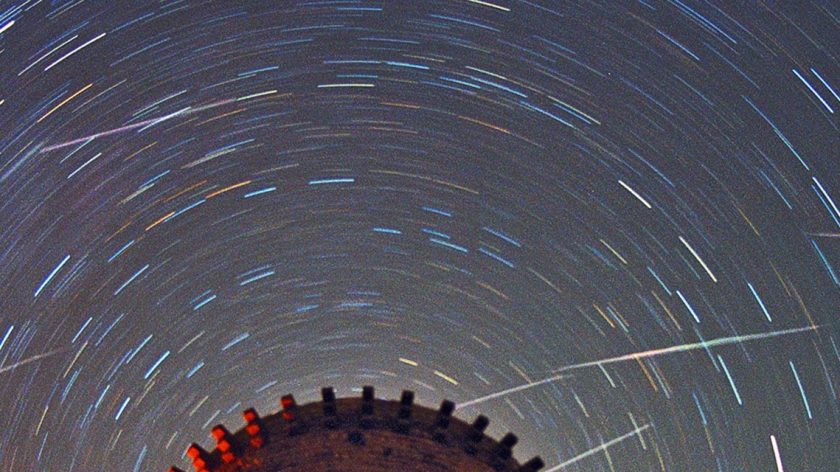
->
[280,395,295,410]
[217,439,231,452]
[246,424,260,435]
[186,446,200,459]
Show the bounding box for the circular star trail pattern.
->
[0,1,838,471]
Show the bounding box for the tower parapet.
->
[170,386,544,471]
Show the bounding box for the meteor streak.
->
[39,99,235,153]
[0,348,66,374]
[544,424,651,471]
[458,325,818,408]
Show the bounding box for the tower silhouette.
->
[169,386,544,471]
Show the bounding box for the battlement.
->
[170,386,544,471]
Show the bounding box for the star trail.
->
[0,1,837,471]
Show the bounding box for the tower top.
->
[170,386,544,472]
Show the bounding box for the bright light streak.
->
[679,236,718,283]
[544,424,651,471]
[458,325,817,408]
[770,435,785,472]
[40,99,235,152]
[0,20,15,34]
[0,348,66,374]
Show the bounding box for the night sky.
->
[0,1,837,471]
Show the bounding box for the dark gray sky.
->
[0,1,837,471]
